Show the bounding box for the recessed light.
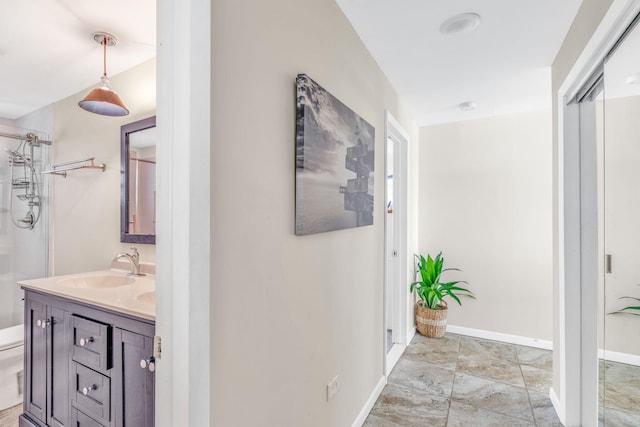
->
[458,102,477,112]
[440,13,481,35]
[626,73,640,85]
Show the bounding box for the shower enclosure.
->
[0,123,50,355]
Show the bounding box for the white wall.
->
[210,0,417,425]
[419,110,553,341]
[50,59,156,275]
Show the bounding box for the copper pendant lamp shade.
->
[78,32,129,116]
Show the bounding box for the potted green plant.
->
[410,252,474,338]
[609,286,640,316]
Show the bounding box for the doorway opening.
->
[384,111,409,375]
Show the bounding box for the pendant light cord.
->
[103,36,107,77]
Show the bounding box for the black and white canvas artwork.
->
[295,74,375,236]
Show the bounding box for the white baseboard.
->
[598,349,640,367]
[407,326,416,344]
[446,325,553,350]
[549,387,565,425]
[351,375,386,427]
[386,344,406,376]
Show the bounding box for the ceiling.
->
[0,1,583,125]
[335,0,583,126]
[0,0,155,120]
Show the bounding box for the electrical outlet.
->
[327,375,339,401]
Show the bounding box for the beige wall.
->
[50,59,156,275]
[551,0,614,399]
[211,0,416,425]
[419,110,553,341]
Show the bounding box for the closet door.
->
[601,17,640,425]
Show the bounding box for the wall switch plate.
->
[327,375,339,401]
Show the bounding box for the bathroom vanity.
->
[17,270,156,427]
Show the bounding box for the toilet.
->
[0,324,23,411]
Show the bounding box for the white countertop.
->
[19,269,156,321]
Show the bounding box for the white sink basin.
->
[135,291,156,304]
[57,274,135,289]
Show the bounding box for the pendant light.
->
[78,32,129,116]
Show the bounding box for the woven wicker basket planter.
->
[415,301,448,338]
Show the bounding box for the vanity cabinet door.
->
[113,329,154,427]
[24,294,70,427]
[25,298,47,424]
[47,306,69,427]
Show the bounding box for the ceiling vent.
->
[458,101,477,112]
[440,13,481,35]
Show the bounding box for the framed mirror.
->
[121,116,156,244]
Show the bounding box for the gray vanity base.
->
[20,290,155,427]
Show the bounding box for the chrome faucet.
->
[113,246,145,277]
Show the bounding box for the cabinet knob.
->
[79,337,94,347]
[36,319,51,329]
[140,357,155,372]
[82,384,97,396]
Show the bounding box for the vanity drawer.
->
[70,408,104,427]
[71,363,111,423]
[71,315,112,371]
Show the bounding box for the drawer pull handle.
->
[82,384,97,396]
[140,357,155,372]
[79,337,94,347]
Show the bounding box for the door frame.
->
[557,0,640,424]
[383,111,409,376]
[155,0,211,425]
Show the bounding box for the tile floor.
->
[365,333,561,427]
[599,360,640,426]
[0,403,20,427]
[2,335,638,427]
